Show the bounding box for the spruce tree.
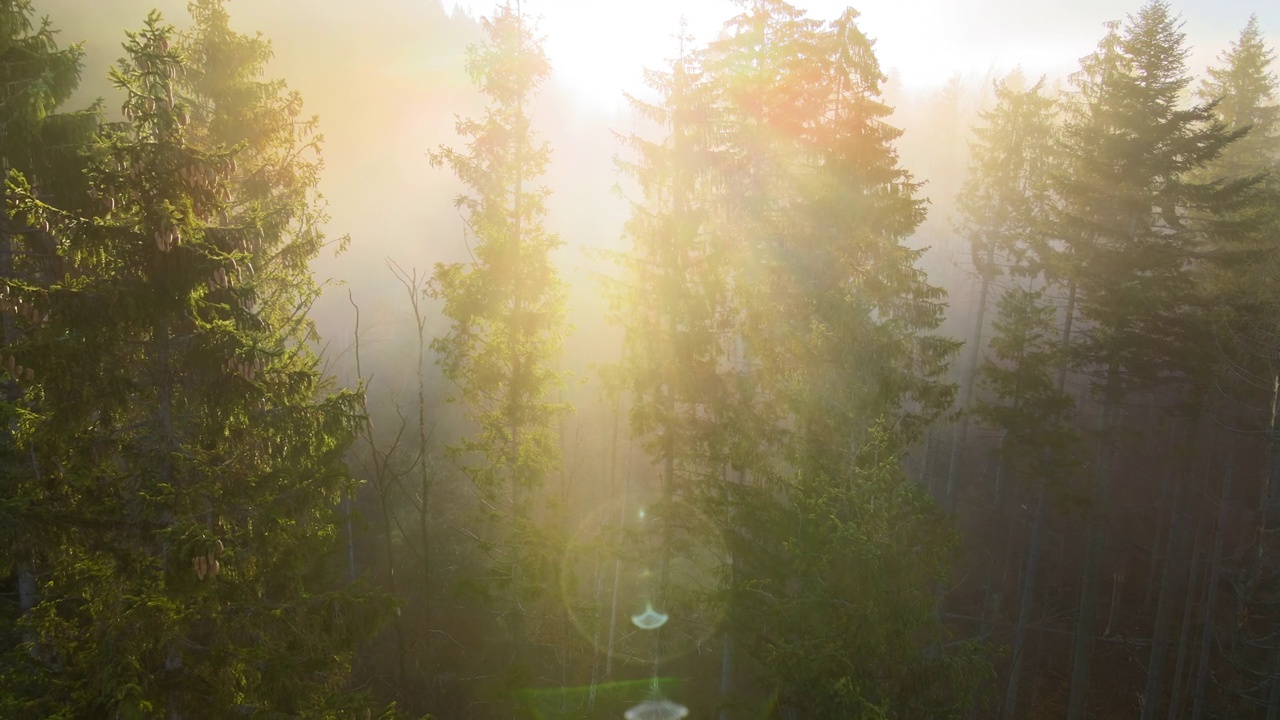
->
[612,27,731,691]
[0,0,93,200]
[947,72,1058,514]
[1196,17,1280,716]
[694,3,986,715]
[1054,4,1242,717]
[973,286,1078,719]
[428,0,568,688]
[0,13,385,718]
[1197,15,1279,179]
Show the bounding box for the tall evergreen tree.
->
[946,72,1058,515]
[692,3,986,715]
[1053,4,1242,717]
[0,13,385,718]
[428,0,568,689]
[0,0,96,287]
[1195,17,1280,716]
[177,0,339,337]
[612,27,731,693]
[1197,15,1279,179]
[0,0,93,200]
[972,286,1078,719]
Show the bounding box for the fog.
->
[14,1,1280,717]
[39,0,1275,379]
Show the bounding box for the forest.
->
[1,0,1279,718]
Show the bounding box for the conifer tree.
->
[692,3,985,715]
[0,0,93,199]
[612,27,730,688]
[946,72,1057,515]
[0,0,95,700]
[0,13,385,717]
[1195,17,1280,715]
[1054,4,1242,717]
[0,0,96,286]
[177,0,338,336]
[1197,15,1279,179]
[428,0,568,687]
[973,286,1077,719]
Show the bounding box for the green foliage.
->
[177,0,339,340]
[956,72,1059,281]
[609,1,988,714]
[976,287,1078,485]
[0,10,388,717]
[718,430,991,718]
[0,0,87,163]
[429,1,566,504]
[702,1,959,479]
[427,0,569,684]
[1197,15,1279,180]
[1056,0,1239,404]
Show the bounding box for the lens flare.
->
[630,601,669,630]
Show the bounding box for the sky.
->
[450,0,1280,110]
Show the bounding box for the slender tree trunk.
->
[1167,517,1204,720]
[603,399,627,683]
[720,467,743,720]
[980,456,1010,640]
[1191,442,1234,720]
[414,289,431,662]
[1067,386,1117,720]
[350,292,406,694]
[345,494,357,583]
[945,253,997,516]
[1265,371,1280,720]
[1002,478,1048,720]
[1145,452,1174,612]
[1142,419,1199,720]
[919,424,936,491]
[998,276,1078,719]
[380,486,408,692]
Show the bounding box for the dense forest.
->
[1,0,1279,718]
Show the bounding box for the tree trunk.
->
[1191,441,1234,720]
[980,456,1010,641]
[1066,391,1117,720]
[1167,518,1204,720]
[945,251,997,517]
[1142,418,1199,720]
[1144,459,1173,612]
[1002,478,1048,720]
[603,400,627,684]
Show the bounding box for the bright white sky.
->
[449,0,1280,111]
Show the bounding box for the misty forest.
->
[2,0,1280,718]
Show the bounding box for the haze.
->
[7,0,1280,718]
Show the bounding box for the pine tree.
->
[1197,15,1279,179]
[612,26,732,692]
[694,3,985,715]
[973,286,1078,719]
[0,13,386,717]
[1053,4,1242,717]
[946,72,1058,514]
[427,0,568,688]
[1195,17,1280,716]
[0,0,93,197]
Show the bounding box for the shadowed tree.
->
[0,13,388,717]
[1054,4,1243,718]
